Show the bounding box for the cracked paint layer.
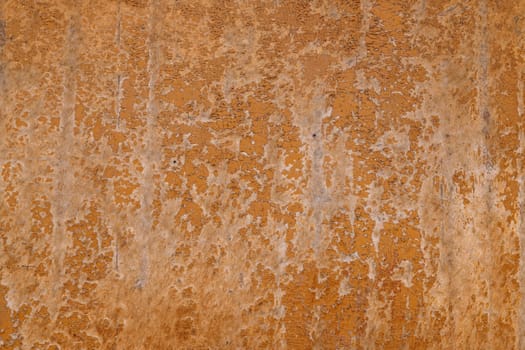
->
[1,0,525,349]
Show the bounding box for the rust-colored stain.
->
[1,0,524,349]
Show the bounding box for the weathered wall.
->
[1,0,524,349]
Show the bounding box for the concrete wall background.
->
[1,0,525,348]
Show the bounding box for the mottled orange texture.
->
[1,0,525,349]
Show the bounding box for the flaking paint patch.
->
[1,0,525,349]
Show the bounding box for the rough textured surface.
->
[1,0,525,349]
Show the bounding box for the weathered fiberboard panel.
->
[1,0,525,349]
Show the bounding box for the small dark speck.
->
[312,133,317,138]
[483,110,490,123]
[172,160,177,164]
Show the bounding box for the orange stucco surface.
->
[1,0,525,349]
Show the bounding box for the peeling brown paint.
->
[1,0,525,349]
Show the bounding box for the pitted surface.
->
[1,1,525,349]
